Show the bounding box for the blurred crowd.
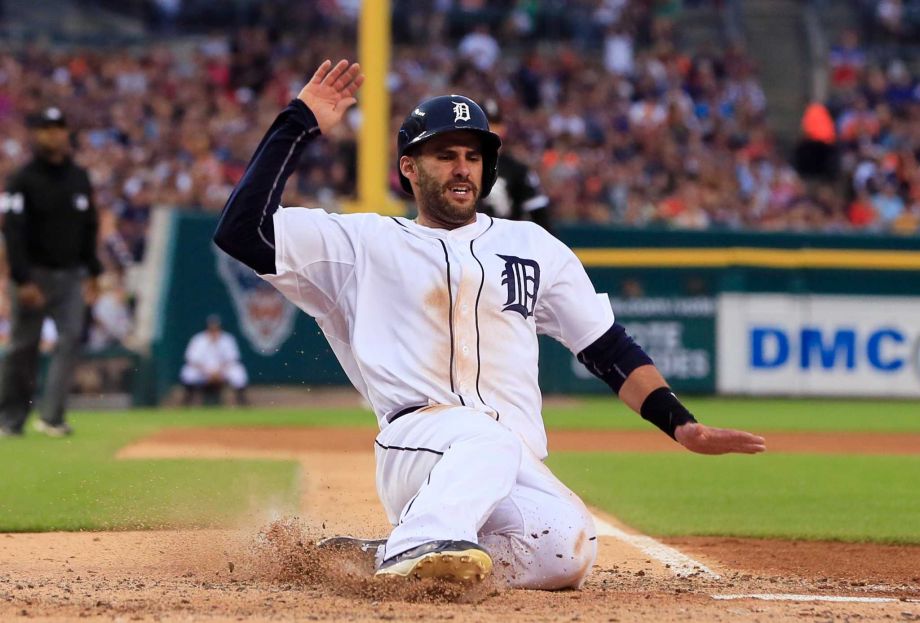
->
[1,0,919,354]
[854,0,920,43]
[809,25,920,233]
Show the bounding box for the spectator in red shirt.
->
[828,30,866,90]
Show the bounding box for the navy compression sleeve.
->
[213,99,321,275]
[579,323,698,439]
[576,322,654,394]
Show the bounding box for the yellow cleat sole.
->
[375,548,492,582]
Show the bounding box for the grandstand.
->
[0,0,919,403]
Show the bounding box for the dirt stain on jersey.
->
[423,285,453,386]
[451,276,480,394]
[423,284,450,315]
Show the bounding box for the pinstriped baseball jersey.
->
[262,209,613,458]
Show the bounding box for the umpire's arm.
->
[2,174,32,285]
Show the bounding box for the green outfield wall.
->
[140,213,920,403]
[142,212,348,404]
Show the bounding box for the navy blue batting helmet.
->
[397,95,502,197]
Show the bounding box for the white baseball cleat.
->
[375,540,492,582]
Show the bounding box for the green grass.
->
[544,398,920,543]
[1,398,918,540]
[548,452,920,544]
[543,396,920,433]
[0,408,319,532]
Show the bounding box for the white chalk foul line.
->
[713,594,920,604]
[591,513,720,579]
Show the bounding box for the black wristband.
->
[639,387,698,440]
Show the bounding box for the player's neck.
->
[415,211,477,231]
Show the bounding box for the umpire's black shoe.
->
[375,540,492,582]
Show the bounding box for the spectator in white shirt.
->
[87,273,133,352]
[604,23,634,77]
[180,315,248,406]
[458,23,500,72]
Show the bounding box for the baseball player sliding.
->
[214,59,766,589]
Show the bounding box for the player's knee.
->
[490,425,522,457]
[454,414,522,489]
[537,512,598,589]
[470,421,522,466]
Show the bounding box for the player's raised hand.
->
[298,59,364,135]
[674,422,766,455]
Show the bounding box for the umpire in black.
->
[0,106,102,437]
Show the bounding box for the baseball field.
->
[1,393,918,622]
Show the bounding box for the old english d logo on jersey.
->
[498,255,540,318]
[452,101,471,122]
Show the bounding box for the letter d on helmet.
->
[397,95,502,197]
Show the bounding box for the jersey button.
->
[461,345,470,355]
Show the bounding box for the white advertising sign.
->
[718,293,920,397]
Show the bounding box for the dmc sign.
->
[719,294,920,397]
[751,327,908,372]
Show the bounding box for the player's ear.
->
[399,155,417,182]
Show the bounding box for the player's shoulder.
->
[486,216,570,255]
[275,206,388,231]
[487,215,557,241]
[486,215,575,262]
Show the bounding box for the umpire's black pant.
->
[0,267,86,432]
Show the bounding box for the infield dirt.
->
[0,426,917,622]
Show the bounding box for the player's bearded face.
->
[415,163,480,225]
[412,133,483,227]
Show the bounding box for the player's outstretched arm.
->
[619,365,766,455]
[297,59,364,134]
[213,59,363,275]
[577,323,765,455]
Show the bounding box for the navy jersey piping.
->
[438,239,465,406]
[397,471,433,526]
[374,439,444,456]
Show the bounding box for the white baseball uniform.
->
[180,331,248,389]
[262,209,614,588]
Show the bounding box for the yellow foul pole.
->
[345,0,403,215]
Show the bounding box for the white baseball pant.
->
[374,405,597,589]
[179,363,248,389]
